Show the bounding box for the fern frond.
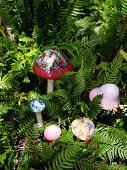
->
[88,95,103,119]
[72,67,86,102]
[16,114,35,136]
[18,125,55,168]
[57,0,74,20]
[96,123,127,144]
[0,72,20,96]
[105,0,122,22]
[95,123,127,162]
[75,158,108,170]
[58,40,83,68]
[55,125,74,144]
[95,52,123,86]
[0,103,10,115]
[55,71,76,90]
[75,159,93,170]
[1,0,34,36]
[71,0,90,17]
[121,0,127,18]
[98,0,127,60]
[75,16,93,36]
[83,48,97,70]
[1,0,23,36]
[46,100,64,119]
[14,0,33,36]
[82,34,104,49]
[96,142,127,162]
[104,52,123,84]
[3,113,35,146]
[109,163,127,170]
[45,144,82,170]
[105,0,122,16]
[52,89,72,113]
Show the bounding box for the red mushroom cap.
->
[33,49,72,80]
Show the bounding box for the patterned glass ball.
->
[29,99,45,113]
[71,117,95,141]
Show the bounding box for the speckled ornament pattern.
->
[71,117,95,141]
[29,99,45,113]
[35,49,69,75]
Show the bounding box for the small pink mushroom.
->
[44,125,62,141]
[89,84,120,110]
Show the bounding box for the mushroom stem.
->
[47,79,54,93]
[35,112,43,126]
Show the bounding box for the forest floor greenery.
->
[0,0,127,169]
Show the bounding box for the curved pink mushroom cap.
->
[89,84,120,110]
[33,49,72,80]
[44,125,62,141]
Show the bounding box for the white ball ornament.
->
[44,125,62,141]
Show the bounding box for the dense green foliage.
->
[0,0,127,169]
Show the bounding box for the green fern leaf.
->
[72,67,86,102]
[52,89,72,113]
[103,52,123,84]
[122,0,127,18]
[82,34,104,49]
[46,100,64,119]
[46,144,82,169]
[71,0,90,17]
[95,123,127,162]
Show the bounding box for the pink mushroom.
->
[44,125,62,141]
[89,84,120,110]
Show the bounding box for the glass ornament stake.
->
[29,99,45,126]
[33,49,72,94]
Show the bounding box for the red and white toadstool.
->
[89,83,120,110]
[33,49,72,93]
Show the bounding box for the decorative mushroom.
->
[29,98,45,126]
[71,117,95,142]
[89,83,120,110]
[44,125,62,141]
[33,49,72,93]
